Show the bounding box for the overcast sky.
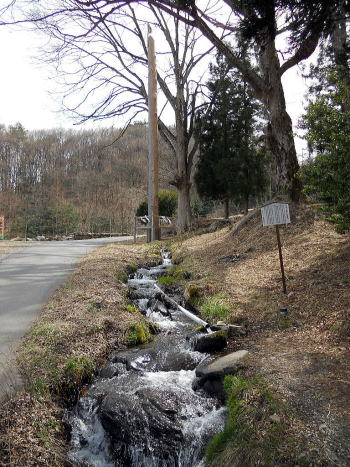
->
[0,24,309,156]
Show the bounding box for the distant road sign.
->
[261,202,290,227]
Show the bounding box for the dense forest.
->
[0,122,174,237]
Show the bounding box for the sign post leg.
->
[275,225,287,294]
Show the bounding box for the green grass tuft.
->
[125,322,152,346]
[157,275,177,287]
[63,356,94,390]
[115,269,129,283]
[126,304,140,313]
[197,293,231,323]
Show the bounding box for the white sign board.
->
[261,203,290,227]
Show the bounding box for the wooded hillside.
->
[0,123,174,237]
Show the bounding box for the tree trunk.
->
[223,198,229,219]
[175,88,192,233]
[331,9,350,112]
[176,181,191,233]
[259,40,301,201]
[243,196,249,215]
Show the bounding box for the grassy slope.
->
[169,203,350,465]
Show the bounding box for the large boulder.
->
[99,388,183,463]
[98,362,127,379]
[193,350,249,402]
[128,287,161,301]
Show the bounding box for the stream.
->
[67,250,226,466]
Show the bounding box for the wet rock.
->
[191,330,228,353]
[113,346,200,372]
[135,268,152,278]
[149,298,172,318]
[99,362,127,379]
[193,350,249,401]
[100,388,183,463]
[148,267,170,278]
[202,379,226,402]
[128,288,161,301]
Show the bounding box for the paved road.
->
[0,236,132,399]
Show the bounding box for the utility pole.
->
[147,27,160,241]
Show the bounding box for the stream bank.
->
[67,250,234,466]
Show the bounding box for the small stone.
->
[319,423,327,432]
[269,413,281,423]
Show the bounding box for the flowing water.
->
[67,250,226,466]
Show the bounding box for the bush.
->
[136,190,178,217]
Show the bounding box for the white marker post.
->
[261,203,291,294]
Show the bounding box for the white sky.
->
[0,24,309,156]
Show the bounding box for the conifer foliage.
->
[195,56,268,216]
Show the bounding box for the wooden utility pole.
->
[147,28,160,241]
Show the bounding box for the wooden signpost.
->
[0,216,4,240]
[261,203,290,294]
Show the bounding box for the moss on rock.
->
[125,322,152,346]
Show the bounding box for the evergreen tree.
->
[300,70,350,232]
[300,19,350,233]
[195,55,268,216]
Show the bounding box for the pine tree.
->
[300,22,350,233]
[195,55,268,216]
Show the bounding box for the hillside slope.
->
[172,204,350,465]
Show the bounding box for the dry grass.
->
[0,241,159,466]
[171,203,350,465]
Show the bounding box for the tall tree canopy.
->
[300,18,350,233]
[2,0,347,203]
[195,55,268,216]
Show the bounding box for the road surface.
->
[0,236,132,399]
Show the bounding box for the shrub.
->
[136,190,178,217]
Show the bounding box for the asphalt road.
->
[0,236,132,399]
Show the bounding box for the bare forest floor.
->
[169,203,350,465]
[0,205,349,466]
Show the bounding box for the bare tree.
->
[8,2,217,232]
[17,0,344,201]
